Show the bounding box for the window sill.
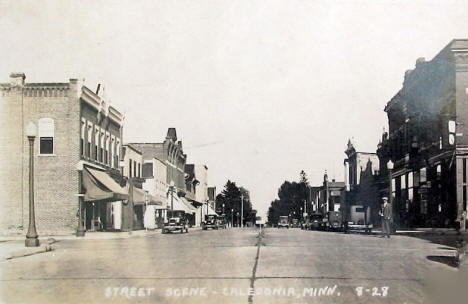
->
[38,154,56,157]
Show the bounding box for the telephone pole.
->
[241,194,244,228]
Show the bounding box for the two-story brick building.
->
[379,40,468,230]
[0,73,127,235]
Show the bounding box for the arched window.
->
[39,118,55,154]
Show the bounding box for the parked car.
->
[307,213,324,230]
[202,214,219,230]
[291,218,300,228]
[217,215,227,229]
[162,211,189,234]
[278,216,290,229]
[344,205,373,234]
[324,211,343,231]
[256,216,265,228]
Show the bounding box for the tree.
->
[267,171,313,225]
[215,180,254,226]
[300,170,309,186]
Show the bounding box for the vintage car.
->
[324,211,343,231]
[278,216,290,229]
[217,215,227,229]
[306,213,324,230]
[162,211,189,234]
[202,214,219,230]
[291,218,300,228]
[344,205,373,234]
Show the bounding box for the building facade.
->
[317,172,345,214]
[378,40,468,230]
[142,158,168,228]
[130,128,187,196]
[0,73,125,235]
[343,140,381,224]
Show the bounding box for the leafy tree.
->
[267,171,313,225]
[216,180,254,226]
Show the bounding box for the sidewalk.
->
[372,227,468,236]
[1,226,203,242]
[0,241,52,261]
[0,229,161,242]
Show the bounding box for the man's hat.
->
[382,196,388,201]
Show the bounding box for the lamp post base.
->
[25,236,40,247]
[76,228,86,237]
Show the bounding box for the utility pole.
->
[241,194,244,228]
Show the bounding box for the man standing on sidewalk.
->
[380,197,392,238]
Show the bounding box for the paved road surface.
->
[0,228,461,303]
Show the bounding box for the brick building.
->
[378,40,468,230]
[0,73,125,235]
[129,128,197,221]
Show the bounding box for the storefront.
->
[82,166,128,231]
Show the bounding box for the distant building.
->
[129,128,187,196]
[343,140,381,224]
[0,73,126,235]
[129,128,197,221]
[142,158,168,228]
[378,39,468,230]
[318,171,345,214]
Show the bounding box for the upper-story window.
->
[105,132,110,165]
[80,118,86,156]
[94,126,100,161]
[87,122,93,158]
[115,139,120,168]
[39,118,54,154]
[100,130,105,162]
[110,136,115,168]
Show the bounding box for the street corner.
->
[3,243,53,261]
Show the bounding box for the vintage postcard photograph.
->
[0,1,467,303]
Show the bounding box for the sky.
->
[1,0,468,218]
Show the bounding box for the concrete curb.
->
[5,244,53,260]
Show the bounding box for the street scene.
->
[1,1,468,303]
[1,227,463,304]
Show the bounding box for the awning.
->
[167,194,193,214]
[180,197,197,214]
[132,187,147,205]
[146,194,163,206]
[207,204,218,215]
[83,167,128,202]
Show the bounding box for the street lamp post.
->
[231,209,234,228]
[387,160,394,231]
[25,122,39,247]
[169,180,174,218]
[387,160,394,206]
[223,203,225,214]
